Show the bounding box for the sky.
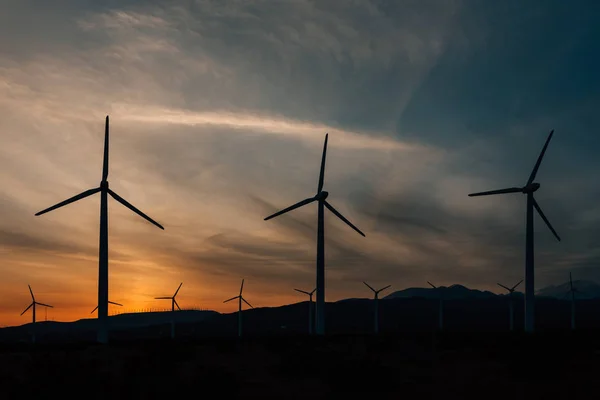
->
[1,0,599,327]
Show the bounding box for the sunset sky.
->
[1,0,599,327]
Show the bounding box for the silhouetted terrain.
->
[1,331,600,398]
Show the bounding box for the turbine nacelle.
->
[315,191,329,201]
[522,183,540,193]
[100,180,109,189]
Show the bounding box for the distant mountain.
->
[384,284,498,300]
[536,280,600,299]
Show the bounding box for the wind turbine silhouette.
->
[264,134,365,335]
[428,281,444,330]
[468,130,560,333]
[224,279,253,337]
[20,285,53,343]
[91,301,123,315]
[565,272,582,330]
[363,282,391,335]
[497,279,523,331]
[294,287,316,335]
[155,282,183,339]
[34,116,164,344]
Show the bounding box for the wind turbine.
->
[363,282,391,335]
[497,279,523,331]
[428,282,444,330]
[91,301,123,315]
[468,130,560,333]
[34,116,164,344]
[264,134,365,336]
[565,272,582,330]
[224,279,253,337]
[155,282,183,339]
[20,285,53,343]
[294,287,316,335]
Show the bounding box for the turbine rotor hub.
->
[522,182,540,193]
[100,181,109,189]
[316,191,329,200]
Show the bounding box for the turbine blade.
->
[324,201,365,237]
[28,285,34,301]
[240,279,244,296]
[102,115,109,181]
[511,279,524,291]
[20,303,33,316]
[264,197,316,221]
[377,285,391,293]
[242,298,253,308]
[497,283,511,292]
[224,296,238,303]
[108,301,123,306]
[35,187,101,216]
[155,297,172,300]
[532,197,561,241]
[174,299,181,310]
[527,129,555,185]
[36,302,53,308]
[318,133,328,193]
[427,281,436,289]
[294,288,310,295]
[108,189,164,230]
[91,306,98,314]
[468,187,522,197]
[174,282,183,297]
[363,281,375,292]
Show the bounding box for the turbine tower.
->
[224,279,253,337]
[91,301,123,315]
[565,272,581,330]
[363,281,391,335]
[264,134,365,335]
[468,130,560,333]
[497,279,523,331]
[34,116,164,344]
[428,282,444,330]
[20,285,53,343]
[155,282,183,339]
[294,287,316,335]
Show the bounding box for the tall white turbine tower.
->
[497,279,523,331]
[294,288,316,335]
[35,116,164,344]
[20,285,53,343]
[265,134,365,335]
[224,279,253,337]
[468,130,560,333]
[363,282,391,335]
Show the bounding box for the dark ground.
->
[1,331,600,399]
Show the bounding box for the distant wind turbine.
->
[294,288,316,335]
[468,130,560,333]
[224,279,253,337]
[497,279,523,331]
[363,282,391,335]
[34,116,164,344]
[565,272,582,330]
[428,282,444,330]
[155,282,183,339]
[91,301,123,315]
[20,285,53,343]
[264,134,365,336]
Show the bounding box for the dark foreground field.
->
[1,332,600,399]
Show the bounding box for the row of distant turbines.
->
[21,272,584,342]
[31,115,561,344]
